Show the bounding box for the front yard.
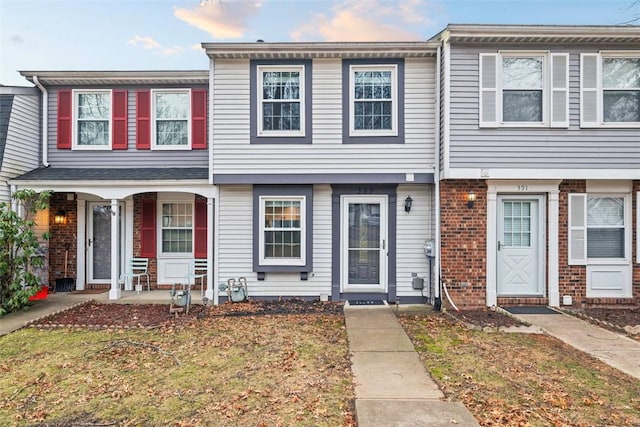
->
[0,302,355,426]
[400,311,640,426]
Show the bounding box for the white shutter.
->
[580,53,600,127]
[550,53,569,127]
[568,193,587,265]
[479,53,499,127]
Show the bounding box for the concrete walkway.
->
[344,303,479,427]
[511,311,640,381]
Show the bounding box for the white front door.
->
[87,203,124,283]
[497,196,544,296]
[341,195,387,293]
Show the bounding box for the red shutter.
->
[57,90,72,149]
[112,90,128,150]
[191,89,207,150]
[194,197,208,258]
[140,200,156,258]
[136,90,151,150]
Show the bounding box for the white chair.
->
[185,259,207,296]
[122,258,150,293]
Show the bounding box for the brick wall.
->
[48,193,77,287]
[634,180,639,302]
[557,180,587,305]
[133,193,158,288]
[439,180,487,309]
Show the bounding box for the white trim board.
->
[445,168,640,180]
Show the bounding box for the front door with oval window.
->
[497,195,544,296]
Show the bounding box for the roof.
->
[19,70,209,86]
[432,24,640,44]
[11,167,209,182]
[0,94,13,168]
[202,41,440,59]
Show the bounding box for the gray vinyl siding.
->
[0,93,40,201]
[46,86,208,168]
[217,184,333,297]
[448,44,640,170]
[212,58,436,175]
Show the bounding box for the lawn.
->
[400,311,640,427]
[0,313,355,426]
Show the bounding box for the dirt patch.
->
[29,299,344,329]
[562,307,640,338]
[445,308,524,329]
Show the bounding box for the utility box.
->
[412,277,424,290]
[424,240,435,258]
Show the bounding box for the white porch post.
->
[548,189,560,307]
[108,199,121,300]
[205,197,215,302]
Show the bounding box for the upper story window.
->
[342,59,404,144]
[152,90,190,149]
[501,56,543,122]
[258,66,304,136]
[350,65,397,136]
[73,90,111,149]
[250,60,312,144]
[581,52,640,127]
[479,52,568,128]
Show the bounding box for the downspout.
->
[32,76,49,168]
[434,45,442,310]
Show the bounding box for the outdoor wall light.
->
[404,195,413,213]
[467,191,476,209]
[54,209,67,225]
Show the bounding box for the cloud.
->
[291,0,431,42]
[174,0,262,39]
[9,35,24,44]
[127,35,185,57]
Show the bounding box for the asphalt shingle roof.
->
[13,167,209,181]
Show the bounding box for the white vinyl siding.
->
[212,58,436,175]
[217,185,332,297]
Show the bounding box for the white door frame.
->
[340,195,388,293]
[87,201,125,284]
[486,180,561,307]
[497,194,545,296]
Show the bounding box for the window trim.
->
[586,194,627,262]
[256,64,306,138]
[349,64,398,137]
[601,51,640,127]
[252,185,313,272]
[342,58,405,144]
[498,52,548,127]
[250,59,312,144]
[258,196,306,266]
[157,194,195,258]
[72,89,112,150]
[151,88,192,150]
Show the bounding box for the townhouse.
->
[6,24,639,308]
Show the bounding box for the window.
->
[581,52,640,127]
[501,57,543,122]
[260,198,304,264]
[152,90,190,149]
[258,66,304,136]
[74,90,111,148]
[349,65,397,136]
[479,52,568,127]
[161,202,193,254]
[587,196,625,258]
[250,60,311,144]
[568,190,631,265]
[253,185,313,273]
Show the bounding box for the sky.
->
[1,0,638,86]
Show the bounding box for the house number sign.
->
[516,184,528,192]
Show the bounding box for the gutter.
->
[32,76,49,167]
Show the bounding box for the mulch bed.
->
[28,299,344,329]
[561,306,640,338]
